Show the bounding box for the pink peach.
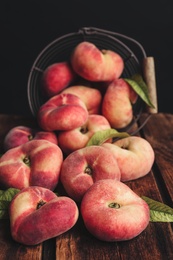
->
[61,85,102,114]
[9,186,79,245]
[60,145,121,202]
[102,78,138,129]
[41,62,76,97]
[81,179,150,241]
[0,139,63,190]
[58,114,111,155]
[71,41,124,82]
[3,125,58,151]
[37,93,89,131]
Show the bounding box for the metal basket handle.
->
[78,27,147,61]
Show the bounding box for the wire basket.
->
[27,27,150,134]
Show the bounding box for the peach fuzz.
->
[61,85,102,114]
[3,125,58,151]
[70,41,124,82]
[37,93,89,131]
[60,145,121,202]
[80,179,150,241]
[58,114,111,155]
[9,186,79,245]
[102,136,155,182]
[0,139,63,190]
[102,78,138,129]
[41,62,76,98]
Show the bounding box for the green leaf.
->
[0,188,20,201]
[124,74,155,108]
[86,129,129,146]
[142,196,173,222]
[0,188,20,219]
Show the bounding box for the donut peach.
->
[70,41,124,82]
[37,93,89,131]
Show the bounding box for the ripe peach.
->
[81,179,150,241]
[70,41,124,82]
[102,78,138,129]
[58,114,111,155]
[3,125,58,151]
[102,136,155,181]
[0,139,63,190]
[37,93,89,131]
[60,145,121,202]
[61,85,102,114]
[41,62,76,97]
[9,186,79,245]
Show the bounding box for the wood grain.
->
[140,113,173,204]
[0,113,173,259]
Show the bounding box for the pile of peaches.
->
[0,41,155,246]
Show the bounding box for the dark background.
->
[0,0,173,117]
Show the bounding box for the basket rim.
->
[27,27,147,118]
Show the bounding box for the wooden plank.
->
[0,113,173,259]
[139,113,173,203]
[0,220,42,260]
[55,213,173,260]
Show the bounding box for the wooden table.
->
[0,113,173,260]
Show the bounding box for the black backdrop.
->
[1,0,173,116]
